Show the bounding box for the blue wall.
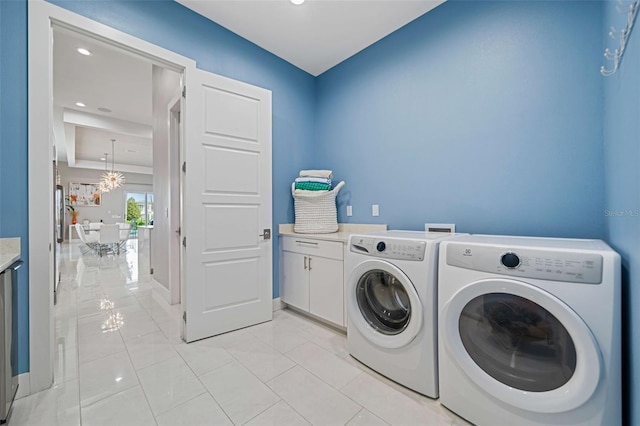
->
[316,1,605,239]
[0,0,29,375]
[602,1,640,424]
[0,0,3,235]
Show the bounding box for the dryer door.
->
[441,278,601,413]
[347,260,422,349]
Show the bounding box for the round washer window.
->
[459,293,577,392]
[355,269,411,335]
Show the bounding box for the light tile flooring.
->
[11,241,468,426]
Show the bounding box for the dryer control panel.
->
[446,243,603,284]
[350,236,426,261]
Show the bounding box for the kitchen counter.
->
[278,223,387,243]
[0,238,20,272]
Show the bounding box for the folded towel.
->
[299,170,333,179]
[295,182,332,191]
[295,176,331,185]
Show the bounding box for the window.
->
[125,192,154,230]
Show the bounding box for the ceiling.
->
[53,28,154,174]
[53,1,445,174]
[177,0,445,76]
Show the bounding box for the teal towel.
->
[294,182,331,191]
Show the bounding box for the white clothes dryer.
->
[346,230,463,398]
[438,235,621,425]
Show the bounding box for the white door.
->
[183,68,272,342]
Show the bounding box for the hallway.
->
[11,241,465,425]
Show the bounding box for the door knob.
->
[259,229,271,240]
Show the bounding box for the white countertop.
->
[278,223,387,243]
[0,238,21,272]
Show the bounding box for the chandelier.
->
[99,139,125,193]
[97,153,112,193]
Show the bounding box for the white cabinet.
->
[308,255,344,326]
[280,236,345,327]
[281,251,309,311]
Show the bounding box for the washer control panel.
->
[446,243,603,284]
[350,236,426,261]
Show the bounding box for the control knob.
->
[501,252,520,269]
[376,241,386,252]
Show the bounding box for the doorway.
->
[29,1,273,395]
[28,1,194,394]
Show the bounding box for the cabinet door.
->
[309,256,344,326]
[281,251,309,311]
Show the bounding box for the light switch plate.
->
[372,204,379,216]
[346,205,352,217]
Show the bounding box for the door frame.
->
[168,96,182,305]
[28,0,196,393]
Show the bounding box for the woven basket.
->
[293,181,345,233]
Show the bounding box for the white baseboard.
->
[152,278,171,304]
[284,305,347,333]
[16,373,31,399]
[272,297,284,312]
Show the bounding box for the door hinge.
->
[183,311,187,323]
[183,236,187,248]
[150,268,154,275]
[182,86,186,98]
[182,162,186,173]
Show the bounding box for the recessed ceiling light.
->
[126,149,138,153]
[100,157,106,161]
[97,107,112,113]
[75,102,86,107]
[77,48,92,56]
[291,0,304,5]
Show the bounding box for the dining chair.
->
[118,223,132,252]
[98,224,121,256]
[75,223,99,255]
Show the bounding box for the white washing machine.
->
[438,235,621,425]
[346,230,462,398]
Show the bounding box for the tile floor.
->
[11,240,469,426]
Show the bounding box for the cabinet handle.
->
[295,240,318,245]
[304,256,308,270]
[309,257,312,271]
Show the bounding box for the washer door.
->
[347,260,422,349]
[441,278,602,413]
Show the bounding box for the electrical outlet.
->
[346,205,353,217]
[372,204,379,217]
